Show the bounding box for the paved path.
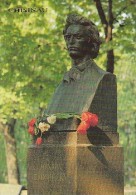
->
[0,184,136,195]
[21,188,136,195]
[124,187,136,195]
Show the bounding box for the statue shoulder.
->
[92,61,116,81]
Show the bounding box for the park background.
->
[0,0,135,189]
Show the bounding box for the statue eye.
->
[65,35,71,40]
[76,36,82,39]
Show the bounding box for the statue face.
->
[64,24,90,59]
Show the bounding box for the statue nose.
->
[69,35,75,44]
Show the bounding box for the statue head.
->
[63,14,102,59]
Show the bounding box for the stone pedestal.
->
[27,131,124,195]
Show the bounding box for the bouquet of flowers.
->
[28,112,98,145]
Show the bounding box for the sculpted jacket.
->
[45,59,117,132]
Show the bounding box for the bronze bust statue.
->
[28,14,123,195]
[45,14,117,132]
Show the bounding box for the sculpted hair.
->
[63,13,102,59]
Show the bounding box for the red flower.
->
[81,112,98,127]
[81,112,91,122]
[89,114,98,127]
[77,121,90,134]
[28,118,36,127]
[28,126,35,135]
[36,137,43,145]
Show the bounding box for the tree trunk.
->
[107,49,114,73]
[94,0,114,73]
[3,119,20,184]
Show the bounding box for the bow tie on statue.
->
[63,59,92,83]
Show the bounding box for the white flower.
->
[38,122,50,133]
[47,115,56,124]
